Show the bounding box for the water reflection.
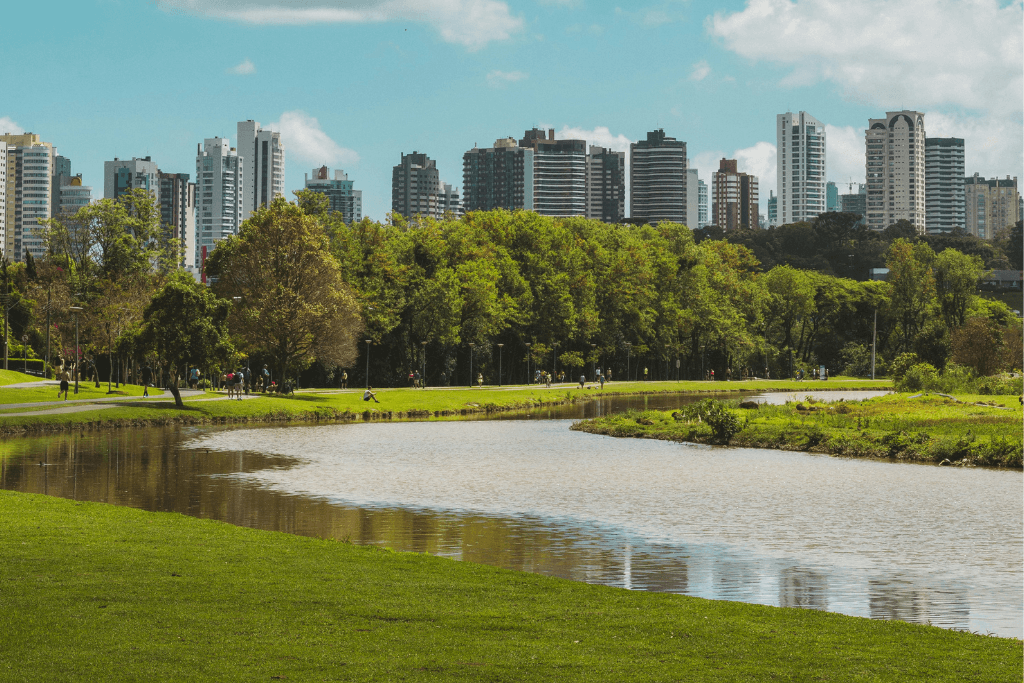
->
[0,405,1018,639]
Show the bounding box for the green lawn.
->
[573,393,1023,468]
[0,382,162,405]
[0,378,890,432]
[1,490,1017,682]
[0,369,42,386]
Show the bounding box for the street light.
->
[421,340,428,388]
[364,339,372,389]
[496,343,503,387]
[552,342,558,382]
[21,334,27,374]
[70,306,83,395]
[468,342,475,388]
[590,343,596,383]
[524,342,531,385]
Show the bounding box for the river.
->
[0,391,1019,638]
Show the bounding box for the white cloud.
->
[227,58,256,75]
[268,111,359,167]
[689,60,710,82]
[556,125,632,153]
[158,0,523,50]
[0,117,23,135]
[486,70,528,87]
[823,124,864,190]
[615,2,686,27]
[709,0,1023,176]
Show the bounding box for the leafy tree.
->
[885,239,936,353]
[140,271,233,407]
[206,197,364,387]
[933,248,985,328]
[950,317,1004,377]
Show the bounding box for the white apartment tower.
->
[686,168,699,229]
[777,111,826,225]
[0,145,6,253]
[630,129,687,224]
[195,138,243,273]
[1,133,55,262]
[865,111,926,233]
[237,120,285,220]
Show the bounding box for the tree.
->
[885,238,935,353]
[933,248,985,329]
[950,317,1003,377]
[206,197,364,387]
[140,272,233,407]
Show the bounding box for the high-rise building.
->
[964,174,1020,240]
[586,146,625,223]
[1,133,55,261]
[924,137,965,234]
[767,191,777,227]
[159,172,196,269]
[840,183,867,226]
[777,111,826,225]
[630,129,687,224]
[711,158,758,230]
[462,138,535,212]
[104,156,160,200]
[685,168,700,229]
[195,138,243,274]
[391,151,461,220]
[305,166,362,224]
[698,179,708,228]
[826,181,839,212]
[57,176,92,216]
[865,110,926,233]
[237,120,285,220]
[0,145,6,252]
[517,129,587,218]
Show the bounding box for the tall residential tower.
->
[237,120,285,220]
[776,111,826,224]
[195,138,243,274]
[305,167,362,224]
[865,111,926,233]
[712,158,758,230]
[924,137,965,234]
[630,129,687,224]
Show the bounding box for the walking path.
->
[0,389,264,416]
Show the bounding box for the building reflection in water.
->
[0,425,1004,637]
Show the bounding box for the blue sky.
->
[3,0,1021,220]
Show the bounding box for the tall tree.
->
[141,272,234,407]
[933,248,985,329]
[206,197,364,386]
[885,238,936,353]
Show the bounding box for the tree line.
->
[1,190,1020,399]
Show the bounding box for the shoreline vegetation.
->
[0,378,888,435]
[571,394,1023,469]
[2,490,1019,681]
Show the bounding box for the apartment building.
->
[924,137,965,234]
[392,152,462,219]
[1,133,55,261]
[305,166,362,224]
[195,138,243,272]
[237,120,285,220]
[586,146,625,223]
[630,129,687,224]
[964,174,1019,240]
[711,158,758,230]
[777,111,826,224]
[864,110,926,233]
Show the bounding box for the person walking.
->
[262,365,271,392]
[142,364,153,398]
[341,370,348,389]
[477,372,483,387]
[578,374,586,389]
[599,373,605,390]
[58,367,70,401]
[235,369,245,400]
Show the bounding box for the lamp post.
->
[70,306,83,395]
[590,343,596,383]
[496,343,503,387]
[22,334,28,374]
[468,342,475,388]
[524,342,531,385]
[871,308,877,380]
[364,339,372,389]
[421,340,428,388]
[552,342,558,381]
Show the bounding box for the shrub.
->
[897,363,939,392]
[888,352,920,382]
[679,398,741,442]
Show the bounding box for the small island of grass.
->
[571,393,1023,469]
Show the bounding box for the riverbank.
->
[572,393,1023,468]
[0,378,889,435]
[2,490,1017,682]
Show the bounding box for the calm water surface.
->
[1,390,1019,638]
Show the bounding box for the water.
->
[0,390,1019,638]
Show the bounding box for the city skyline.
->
[1,0,1019,223]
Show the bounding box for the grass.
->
[573,393,1024,468]
[0,369,43,386]
[0,377,890,434]
[1,490,1018,682]
[0,382,162,405]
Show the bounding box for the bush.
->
[888,352,920,382]
[838,342,880,377]
[679,398,741,442]
[896,363,938,392]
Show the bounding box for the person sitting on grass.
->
[363,386,379,403]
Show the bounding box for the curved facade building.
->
[864,110,926,233]
[630,129,687,225]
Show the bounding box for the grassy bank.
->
[1,490,1017,682]
[0,378,889,435]
[572,393,1023,468]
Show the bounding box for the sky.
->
[2,0,1021,221]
